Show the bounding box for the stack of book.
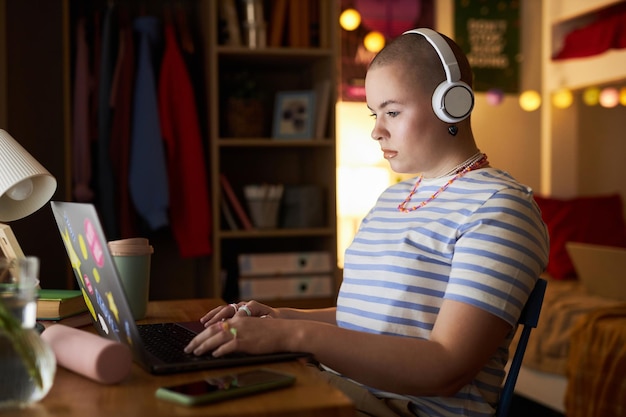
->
[37,289,91,328]
[218,0,320,48]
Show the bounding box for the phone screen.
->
[167,370,288,394]
[156,369,296,405]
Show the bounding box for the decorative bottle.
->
[0,257,56,408]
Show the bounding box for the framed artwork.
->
[272,91,316,139]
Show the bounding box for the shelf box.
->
[238,251,332,276]
[239,275,334,300]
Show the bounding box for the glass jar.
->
[0,257,56,409]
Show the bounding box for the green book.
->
[37,289,87,320]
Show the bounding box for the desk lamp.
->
[0,129,57,257]
[0,129,58,406]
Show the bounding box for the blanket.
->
[565,305,626,417]
[514,278,622,375]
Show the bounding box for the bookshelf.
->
[200,0,339,307]
[1,0,339,304]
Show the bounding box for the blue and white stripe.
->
[336,168,549,416]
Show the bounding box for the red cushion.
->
[534,194,626,280]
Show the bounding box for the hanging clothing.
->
[158,22,212,257]
[109,11,138,238]
[96,4,119,238]
[72,17,94,203]
[129,16,170,231]
[91,12,102,158]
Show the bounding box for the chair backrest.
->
[496,278,547,417]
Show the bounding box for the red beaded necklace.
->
[397,153,489,213]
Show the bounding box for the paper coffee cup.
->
[108,238,153,320]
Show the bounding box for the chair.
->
[496,278,548,417]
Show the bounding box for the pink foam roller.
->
[41,324,132,384]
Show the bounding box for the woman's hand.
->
[184,316,294,357]
[199,300,278,327]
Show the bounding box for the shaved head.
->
[369,31,473,97]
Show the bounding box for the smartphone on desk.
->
[155,368,296,406]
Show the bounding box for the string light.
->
[552,88,573,109]
[519,90,541,111]
[339,8,361,31]
[599,87,619,108]
[582,87,600,106]
[486,89,504,106]
[620,87,626,106]
[363,31,385,53]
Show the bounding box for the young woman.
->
[185,29,549,417]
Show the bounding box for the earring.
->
[448,126,458,136]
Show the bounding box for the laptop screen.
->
[50,201,143,354]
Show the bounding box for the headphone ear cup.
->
[431,80,474,123]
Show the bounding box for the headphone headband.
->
[402,28,474,124]
[403,28,461,84]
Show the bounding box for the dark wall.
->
[6,0,72,289]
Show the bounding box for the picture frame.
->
[272,90,316,140]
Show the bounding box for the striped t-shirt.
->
[337,168,549,416]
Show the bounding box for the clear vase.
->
[0,257,56,409]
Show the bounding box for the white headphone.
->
[403,28,474,124]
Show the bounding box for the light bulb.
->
[599,87,619,108]
[552,89,573,109]
[6,178,34,201]
[582,87,600,106]
[339,8,361,31]
[364,31,385,53]
[486,89,504,106]
[519,90,541,112]
[620,87,626,106]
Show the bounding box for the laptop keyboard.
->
[137,322,213,363]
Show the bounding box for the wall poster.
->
[454,0,520,93]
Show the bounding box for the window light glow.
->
[336,102,394,268]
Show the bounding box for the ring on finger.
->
[220,320,238,339]
[220,320,230,333]
[240,304,252,316]
[229,303,239,313]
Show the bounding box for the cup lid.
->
[107,238,153,256]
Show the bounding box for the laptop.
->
[566,241,626,302]
[50,201,308,374]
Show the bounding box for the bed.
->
[513,1,626,413]
[509,193,626,416]
[511,277,626,415]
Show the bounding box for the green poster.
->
[454,0,520,93]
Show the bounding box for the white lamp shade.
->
[0,129,57,221]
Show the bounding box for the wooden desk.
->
[9,299,354,417]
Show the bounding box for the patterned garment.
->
[337,168,550,417]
